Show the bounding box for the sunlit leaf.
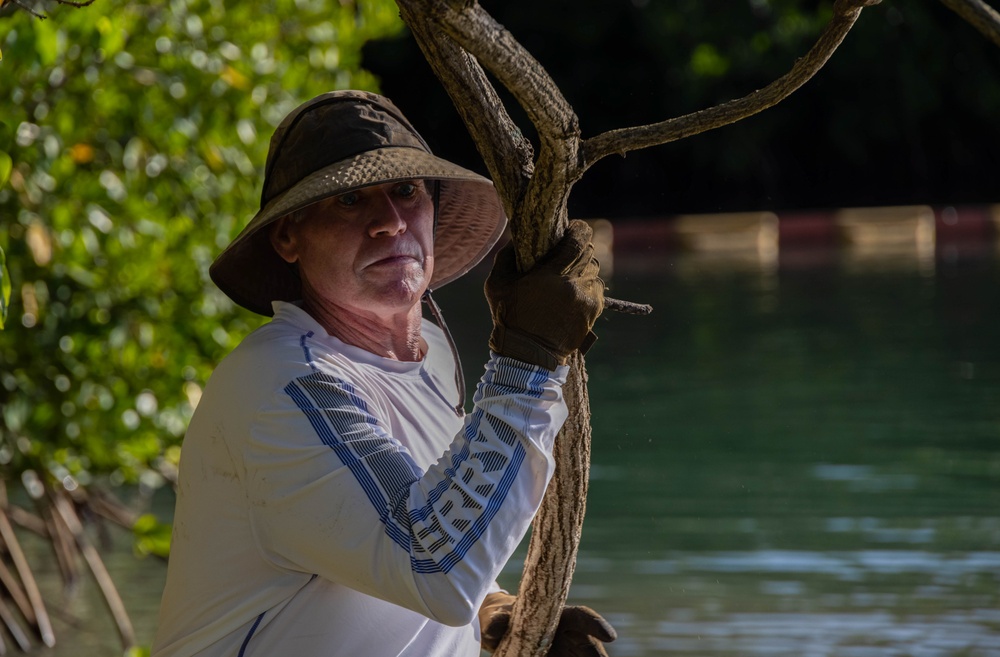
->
[0,151,11,188]
[34,15,60,65]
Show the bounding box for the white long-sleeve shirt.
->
[152,301,568,657]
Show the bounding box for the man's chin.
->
[363,277,428,311]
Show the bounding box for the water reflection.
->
[498,242,1000,656]
[17,240,1000,656]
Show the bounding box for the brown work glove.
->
[485,220,605,370]
[478,591,617,657]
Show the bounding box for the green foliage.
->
[0,0,403,532]
[133,512,173,558]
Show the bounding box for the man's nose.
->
[367,190,407,237]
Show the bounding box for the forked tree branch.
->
[581,0,882,170]
[397,1,534,220]
[413,0,584,263]
[394,2,878,656]
[433,1,579,155]
[938,0,1000,48]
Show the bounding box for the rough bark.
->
[392,1,880,655]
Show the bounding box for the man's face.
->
[271,180,435,320]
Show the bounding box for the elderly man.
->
[152,90,614,657]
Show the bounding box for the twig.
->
[86,489,139,530]
[4,505,47,538]
[0,0,48,19]
[0,0,95,19]
[43,506,81,587]
[605,297,652,316]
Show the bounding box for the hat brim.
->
[209,146,507,316]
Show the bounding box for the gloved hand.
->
[478,591,617,657]
[485,220,605,370]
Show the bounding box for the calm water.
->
[18,242,1000,656]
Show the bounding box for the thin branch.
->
[0,0,48,19]
[86,489,139,530]
[0,557,37,630]
[0,508,54,647]
[43,505,81,587]
[0,595,32,652]
[4,505,47,537]
[939,0,1000,47]
[50,491,136,650]
[581,0,881,171]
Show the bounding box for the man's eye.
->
[338,192,359,206]
[396,182,418,198]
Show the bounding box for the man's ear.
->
[270,216,299,264]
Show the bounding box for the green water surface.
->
[19,245,1000,656]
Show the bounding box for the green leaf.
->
[0,151,12,188]
[34,17,61,66]
[132,513,173,558]
[0,245,9,331]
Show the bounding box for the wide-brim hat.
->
[209,90,507,316]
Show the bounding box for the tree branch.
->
[394,4,869,657]
[394,6,596,656]
[494,354,592,657]
[939,0,1000,48]
[414,0,584,264]
[0,507,55,647]
[430,1,578,153]
[395,0,534,220]
[51,491,136,650]
[581,0,881,171]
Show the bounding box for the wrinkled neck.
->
[304,296,425,361]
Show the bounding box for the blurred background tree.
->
[0,0,401,648]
